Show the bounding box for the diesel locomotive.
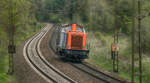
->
[56,24,89,60]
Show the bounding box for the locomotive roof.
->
[61,24,85,33]
[62,24,84,28]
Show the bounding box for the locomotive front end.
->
[64,24,89,59]
[56,23,89,60]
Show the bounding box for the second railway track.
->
[23,24,76,83]
[70,62,127,83]
[50,24,129,83]
[22,23,129,83]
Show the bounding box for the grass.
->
[0,48,17,83]
[87,31,150,83]
[0,24,45,83]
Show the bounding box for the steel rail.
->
[70,63,126,83]
[24,25,56,83]
[24,24,75,83]
[82,63,127,83]
[49,24,128,83]
[35,25,76,83]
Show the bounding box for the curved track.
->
[23,24,76,83]
[70,63,127,83]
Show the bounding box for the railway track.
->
[70,63,127,83]
[23,24,76,83]
[50,24,129,83]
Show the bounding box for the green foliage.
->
[143,62,150,83]
[88,32,140,82]
[0,0,43,83]
[36,0,133,34]
[36,0,150,54]
[35,0,150,83]
[141,0,150,52]
[0,0,150,83]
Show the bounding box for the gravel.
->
[14,30,49,83]
[40,24,104,83]
[14,24,105,83]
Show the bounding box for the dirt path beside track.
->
[14,27,49,83]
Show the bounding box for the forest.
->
[0,0,150,83]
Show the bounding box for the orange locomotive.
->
[56,24,89,60]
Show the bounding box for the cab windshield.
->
[63,26,84,32]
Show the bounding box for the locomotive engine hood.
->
[66,24,86,50]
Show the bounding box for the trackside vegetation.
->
[0,0,45,83]
[86,31,150,83]
[0,0,150,83]
[35,0,150,83]
[0,24,44,83]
